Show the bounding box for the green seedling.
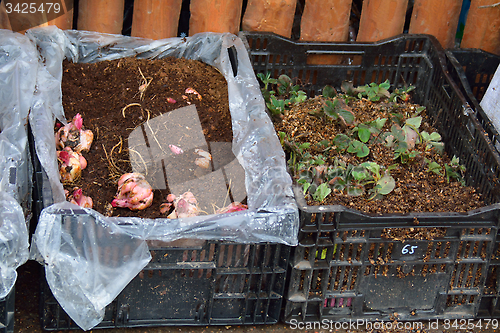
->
[382,117,424,163]
[420,131,444,154]
[298,178,311,196]
[340,80,391,101]
[358,162,396,200]
[347,140,370,158]
[298,162,332,200]
[278,131,313,173]
[322,85,337,98]
[425,159,443,175]
[310,98,355,125]
[316,139,336,155]
[445,156,466,185]
[256,72,277,107]
[276,74,307,104]
[355,80,391,101]
[312,183,332,202]
[257,73,306,116]
[257,72,277,91]
[389,85,416,102]
[327,162,365,197]
[384,125,406,150]
[368,174,396,200]
[353,118,387,143]
[394,147,419,164]
[333,134,370,158]
[266,95,286,116]
[326,160,395,200]
[341,81,356,96]
[333,134,351,152]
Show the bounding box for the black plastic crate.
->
[40,240,289,329]
[446,49,500,106]
[0,288,15,333]
[32,151,290,330]
[241,32,500,322]
[286,196,498,322]
[479,234,500,318]
[445,49,500,153]
[442,49,500,319]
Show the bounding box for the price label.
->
[401,244,418,255]
[393,241,426,260]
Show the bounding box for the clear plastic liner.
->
[27,27,298,330]
[0,30,36,299]
[32,202,152,330]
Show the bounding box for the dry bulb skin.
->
[111,172,154,211]
[57,147,87,184]
[66,187,93,208]
[55,113,94,207]
[160,191,200,219]
[194,148,212,169]
[215,202,248,214]
[55,113,94,153]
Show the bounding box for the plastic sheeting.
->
[27,27,298,330]
[0,30,35,299]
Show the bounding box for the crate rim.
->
[242,31,446,47]
[292,186,500,224]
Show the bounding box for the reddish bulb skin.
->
[55,113,94,153]
[57,147,87,184]
[160,192,199,218]
[111,173,154,211]
[216,202,248,214]
[67,187,93,208]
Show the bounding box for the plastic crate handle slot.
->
[227,46,238,77]
[8,167,16,185]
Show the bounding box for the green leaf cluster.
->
[270,78,467,204]
[297,159,395,201]
[346,79,391,101]
[257,73,307,116]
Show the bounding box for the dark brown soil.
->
[381,227,447,240]
[274,95,486,214]
[60,57,234,218]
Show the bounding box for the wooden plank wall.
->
[0,0,499,55]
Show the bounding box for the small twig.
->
[145,109,168,155]
[138,67,153,101]
[102,143,110,160]
[102,143,120,179]
[103,138,127,181]
[122,103,142,118]
[210,202,220,215]
[479,2,500,8]
[128,148,148,176]
[110,141,123,170]
[112,138,123,154]
[223,179,232,208]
